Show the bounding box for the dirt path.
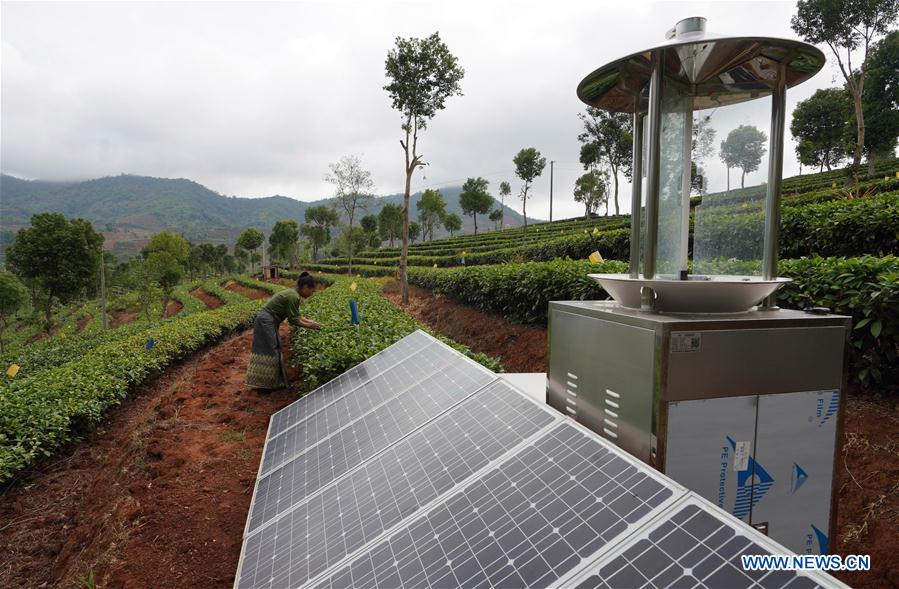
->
[0,324,299,588]
[223,281,268,300]
[382,280,547,373]
[110,305,141,329]
[190,288,224,309]
[76,315,93,333]
[386,281,898,588]
[164,299,184,318]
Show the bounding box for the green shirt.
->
[262,289,302,327]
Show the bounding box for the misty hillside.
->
[0,174,533,258]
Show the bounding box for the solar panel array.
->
[236,330,845,589]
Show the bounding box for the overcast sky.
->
[2,1,854,220]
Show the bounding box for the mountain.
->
[0,174,533,259]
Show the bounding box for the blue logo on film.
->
[727,436,774,520]
[811,524,829,554]
[791,462,809,495]
[812,391,839,426]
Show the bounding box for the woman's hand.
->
[300,318,322,330]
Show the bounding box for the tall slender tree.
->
[236,228,264,274]
[417,189,447,241]
[577,107,633,215]
[378,203,404,247]
[497,181,511,231]
[458,177,493,235]
[326,155,374,274]
[720,125,767,188]
[384,32,465,304]
[512,148,546,238]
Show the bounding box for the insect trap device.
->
[547,17,850,555]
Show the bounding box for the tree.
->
[303,205,338,261]
[268,219,300,267]
[384,31,465,304]
[458,177,493,235]
[573,170,609,217]
[146,251,182,312]
[378,203,404,247]
[0,272,27,353]
[360,214,381,248]
[416,189,447,241]
[197,243,217,279]
[129,260,160,322]
[512,148,547,237]
[326,155,374,274]
[236,228,264,274]
[859,30,899,169]
[497,181,511,231]
[790,88,852,171]
[443,213,463,237]
[233,245,249,273]
[408,221,422,244]
[692,114,717,194]
[577,107,633,215]
[6,213,104,334]
[719,125,767,188]
[145,230,189,264]
[488,209,503,231]
[792,0,899,172]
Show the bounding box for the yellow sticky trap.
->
[895,171,899,179]
[832,181,836,188]
[433,263,438,268]
[350,282,357,292]
[588,251,603,265]
[6,364,19,378]
[461,251,466,256]
[592,227,600,235]
[59,331,65,339]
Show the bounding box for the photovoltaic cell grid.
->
[260,343,455,476]
[246,353,497,533]
[235,380,556,589]
[573,499,833,589]
[237,331,846,589]
[314,422,676,589]
[266,331,434,438]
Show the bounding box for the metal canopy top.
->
[577,17,825,113]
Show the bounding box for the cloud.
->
[1,1,846,220]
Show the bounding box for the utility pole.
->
[100,252,108,330]
[549,160,555,222]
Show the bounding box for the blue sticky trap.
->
[145,338,155,349]
[349,300,360,325]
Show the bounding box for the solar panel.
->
[236,330,847,589]
[570,496,840,589]
[235,381,556,589]
[312,422,678,589]
[260,343,457,476]
[246,352,497,534]
[267,331,435,438]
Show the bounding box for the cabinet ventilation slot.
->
[564,372,579,418]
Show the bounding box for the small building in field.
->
[260,265,280,281]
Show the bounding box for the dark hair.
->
[296,271,315,290]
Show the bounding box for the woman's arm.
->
[296,317,322,330]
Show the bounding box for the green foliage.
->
[377,203,404,247]
[778,255,899,387]
[6,213,104,334]
[860,30,899,161]
[0,272,28,354]
[488,209,503,231]
[408,260,628,323]
[408,221,422,244]
[790,88,852,171]
[513,147,546,234]
[417,189,447,241]
[458,178,493,235]
[289,276,499,392]
[720,125,767,188]
[443,213,463,237]
[577,107,632,214]
[145,230,190,263]
[268,219,301,266]
[573,170,609,217]
[0,280,261,482]
[146,251,184,306]
[236,227,264,272]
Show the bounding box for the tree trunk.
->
[522,190,528,240]
[612,169,620,215]
[741,169,745,189]
[473,214,478,235]
[401,171,412,305]
[726,167,730,192]
[500,197,505,231]
[347,212,354,276]
[851,85,864,172]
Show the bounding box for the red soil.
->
[382,280,547,373]
[163,299,184,318]
[387,281,899,588]
[75,315,93,333]
[0,323,300,588]
[110,305,141,329]
[190,288,223,309]
[223,281,268,300]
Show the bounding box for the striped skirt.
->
[246,309,288,389]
